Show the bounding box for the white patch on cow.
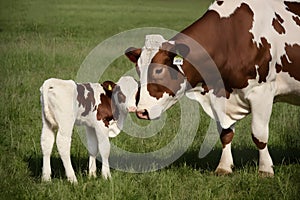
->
[249,0,300,65]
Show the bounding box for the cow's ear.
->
[102,81,116,96]
[125,47,142,63]
[172,43,190,58]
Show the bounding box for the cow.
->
[40,76,138,183]
[125,0,300,176]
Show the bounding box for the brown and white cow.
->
[125,0,300,176]
[40,76,138,183]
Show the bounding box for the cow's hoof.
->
[259,171,274,178]
[67,176,78,184]
[215,168,232,176]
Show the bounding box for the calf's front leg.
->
[86,126,98,178]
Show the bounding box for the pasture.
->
[0,0,299,199]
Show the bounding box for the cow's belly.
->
[274,72,300,106]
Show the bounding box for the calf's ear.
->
[125,47,142,63]
[102,81,116,97]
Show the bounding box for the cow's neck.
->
[172,11,226,90]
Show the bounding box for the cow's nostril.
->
[136,109,149,120]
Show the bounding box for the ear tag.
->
[173,55,183,65]
[108,84,112,91]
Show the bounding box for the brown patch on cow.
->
[293,16,300,26]
[220,128,234,148]
[285,1,300,17]
[217,1,224,6]
[147,47,186,99]
[276,43,300,81]
[256,37,272,83]
[76,83,96,116]
[125,47,142,76]
[96,94,113,127]
[172,3,272,99]
[251,134,267,149]
[272,13,286,34]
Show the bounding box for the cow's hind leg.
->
[86,126,98,178]
[41,119,55,182]
[215,124,234,175]
[56,125,78,183]
[248,85,274,177]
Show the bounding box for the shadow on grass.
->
[173,146,300,171]
[26,146,300,180]
[26,155,102,180]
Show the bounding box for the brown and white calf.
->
[40,76,138,183]
[125,0,300,176]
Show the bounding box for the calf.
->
[40,76,138,183]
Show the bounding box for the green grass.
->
[0,0,299,199]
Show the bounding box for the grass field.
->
[0,0,300,199]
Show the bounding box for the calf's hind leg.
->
[56,125,78,183]
[41,118,55,182]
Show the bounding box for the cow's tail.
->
[40,79,57,128]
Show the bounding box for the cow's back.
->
[208,0,300,103]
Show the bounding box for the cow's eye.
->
[155,68,163,74]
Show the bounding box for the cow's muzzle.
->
[136,109,150,120]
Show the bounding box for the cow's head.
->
[125,35,190,120]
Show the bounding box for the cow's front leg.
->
[248,85,274,177]
[215,125,234,175]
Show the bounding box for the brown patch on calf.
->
[276,43,300,81]
[76,83,96,116]
[111,85,126,121]
[220,128,234,148]
[97,94,113,127]
[97,82,126,127]
[272,13,286,34]
[252,134,267,149]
